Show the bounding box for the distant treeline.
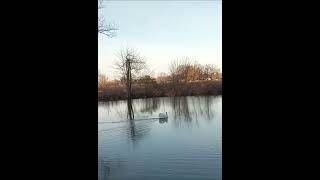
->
[99,80,222,101]
[98,58,222,101]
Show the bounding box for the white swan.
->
[159,112,168,118]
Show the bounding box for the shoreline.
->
[98,80,222,102]
[98,94,223,102]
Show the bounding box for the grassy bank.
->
[98,80,222,101]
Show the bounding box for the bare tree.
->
[169,59,185,95]
[203,64,220,80]
[98,74,108,91]
[169,57,193,83]
[98,0,118,37]
[169,59,182,83]
[98,72,108,99]
[156,72,168,84]
[115,47,146,119]
[170,58,221,82]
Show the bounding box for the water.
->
[98,96,222,180]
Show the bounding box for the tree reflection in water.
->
[139,98,160,115]
[169,96,216,128]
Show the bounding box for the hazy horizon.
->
[98,0,222,80]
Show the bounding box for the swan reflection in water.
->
[159,118,168,124]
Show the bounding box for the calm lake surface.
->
[98,96,222,180]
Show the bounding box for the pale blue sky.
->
[98,0,222,79]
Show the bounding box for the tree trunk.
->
[126,60,134,120]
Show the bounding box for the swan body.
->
[159,112,168,118]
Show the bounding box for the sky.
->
[98,0,222,80]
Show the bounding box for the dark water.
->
[98,96,222,180]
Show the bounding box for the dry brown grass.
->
[99,80,222,101]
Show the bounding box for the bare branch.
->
[98,0,118,37]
